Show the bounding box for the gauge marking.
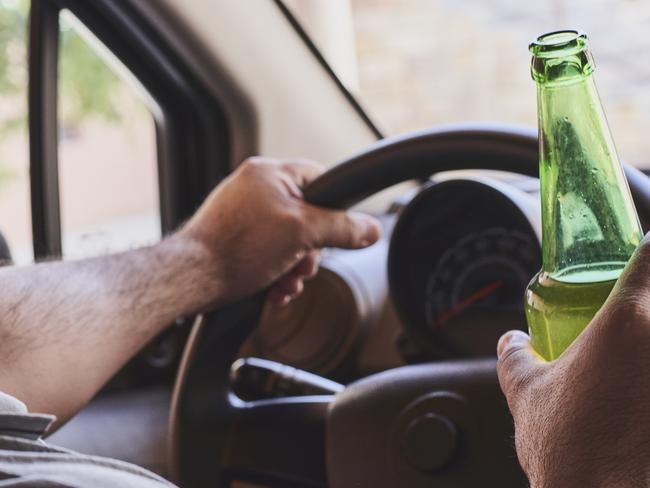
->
[434,280,504,327]
[424,228,539,333]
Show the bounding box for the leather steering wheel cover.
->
[303,125,540,208]
[170,124,650,488]
[303,124,650,228]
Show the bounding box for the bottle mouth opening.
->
[530,30,588,58]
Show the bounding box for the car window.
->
[58,11,160,260]
[288,0,650,168]
[0,3,160,263]
[0,0,32,263]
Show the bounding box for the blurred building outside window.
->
[0,0,31,263]
[0,1,160,264]
[4,0,649,266]
[288,0,650,169]
[58,10,160,260]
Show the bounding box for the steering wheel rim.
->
[169,124,650,488]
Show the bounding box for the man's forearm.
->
[0,233,221,422]
[0,158,382,426]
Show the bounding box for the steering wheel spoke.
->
[223,396,331,487]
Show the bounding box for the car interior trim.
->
[47,0,233,232]
[28,0,62,259]
[273,0,383,141]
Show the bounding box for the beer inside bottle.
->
[525,30,643,361]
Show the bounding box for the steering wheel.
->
[169,125,650,488]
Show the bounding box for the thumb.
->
[496,330,540,407]
[303,205,382,249]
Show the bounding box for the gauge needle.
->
[435,280,504,327]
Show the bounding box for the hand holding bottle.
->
[498,235,650,487]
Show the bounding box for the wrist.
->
[156,230,226,313]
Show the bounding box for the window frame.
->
[27,0,232,260]
[28,0,61,258]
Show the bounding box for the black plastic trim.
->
[42,0,232,234]
[28,0,62,259]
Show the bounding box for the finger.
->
[267,254,320,306]
[292,250,321,279]
[279,160,324,188]
[269,275,304,303]
[496,330,540,404]
[303,206,382,249]
[268,289,292,307]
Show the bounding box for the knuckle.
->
[620,276,650,304]
[636,235,650,257]
[497,344,520,369]
[243,156,264,165]
[284,158,322,170]
[284,209,311,244]
[617,241,650,291]
[342,214,360,246]
[279,159,324,186]
[278,163,304,184]
[240,157,268,175]
[597,295,650,348]
[279,161,295,174]
[305,254,320,277]
[497,339,527,371]
[296,158,322,168]
[622,295,650,320]
[604,293,650,328]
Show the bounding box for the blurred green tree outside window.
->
[0,0,158,262]
[0,0,122,139]
[0,0,28,192]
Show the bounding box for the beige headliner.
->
[137,0,378,166]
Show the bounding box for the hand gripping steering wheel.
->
[169,125,650,488]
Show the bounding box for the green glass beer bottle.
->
[525,30,643,361]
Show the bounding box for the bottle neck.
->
[530,31,593,85]
[536,73,643,280]
[531,48,593,85]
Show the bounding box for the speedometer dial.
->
[424,228,538,356]
[388,176,542,359]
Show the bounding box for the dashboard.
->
[239,171,543,384]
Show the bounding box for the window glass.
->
[0,0,31,264]
[58,10,160,260]
[289,0,650,168]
